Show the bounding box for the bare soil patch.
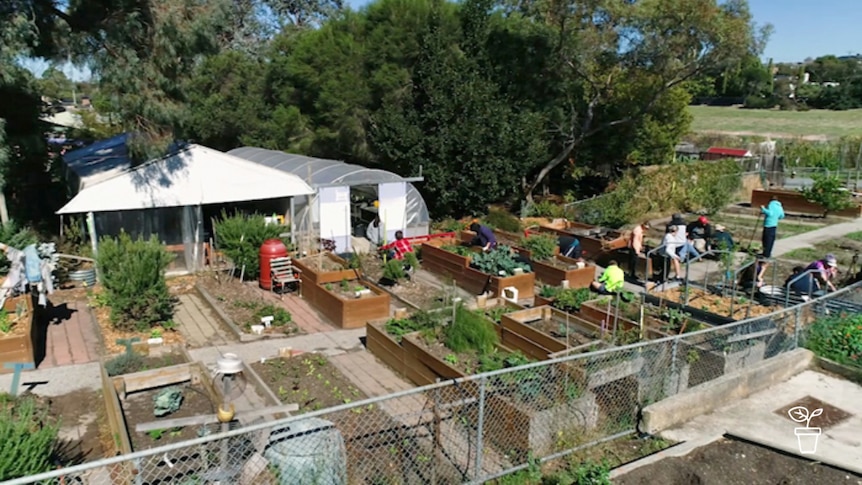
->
[358,254,446,309]
[297,255,346,272]
[654,288,779,320]
[123,383,217,451]
[49,388,106,464]
[197,274,302,335]
[614,437,862,485]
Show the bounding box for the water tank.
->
[259,239,288,290]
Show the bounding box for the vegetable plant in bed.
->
[469,245,531,276]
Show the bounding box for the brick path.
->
[39,299,101,369]
[175,293,233,348]
[261,291,335,334]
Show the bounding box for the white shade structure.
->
[58,144,314,214]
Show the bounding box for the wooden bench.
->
[271,256,301,298]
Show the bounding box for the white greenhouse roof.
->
[228,147,430,225]
[57,144,315,214]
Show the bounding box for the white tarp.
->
[57,145,315,214]
[378,182,407,243]
[318,186,351,253]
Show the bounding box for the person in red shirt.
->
[380,231,414,261]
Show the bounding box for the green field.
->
[688,105,862,139]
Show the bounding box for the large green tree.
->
[501,0,766,200]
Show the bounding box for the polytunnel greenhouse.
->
[228,147,429,253]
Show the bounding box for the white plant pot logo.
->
[787,406,822,454]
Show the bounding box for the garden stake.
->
[4,362,34,396]
[745,213,763,253]
[116,337,140,356]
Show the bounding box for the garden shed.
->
[57,143,315,272]
[228,147,429,253]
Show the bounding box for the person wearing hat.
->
[687,215,712,253]
[711,224,734,251]
[760,196,785,258]
[805,254,839,292]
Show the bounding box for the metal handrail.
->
[682,248,733,305]
[645,244,668,291]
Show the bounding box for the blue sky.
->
[24,0,861,81]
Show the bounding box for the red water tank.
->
[259,239,288,290]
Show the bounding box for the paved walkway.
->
[772,218,862,257]
[187,328,366,365]
[261,291,335,334]
[658,370,862,474]
[175,293,233,348]
[39,299,101,369]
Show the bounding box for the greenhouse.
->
[228,147,429,253]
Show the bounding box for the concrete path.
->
[187,328,366,366]
[659,370,862,474]
[0,361,102,396]
[175,293,233,348]
[39,299,102,369]
[772,218,862,257]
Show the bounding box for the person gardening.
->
[380,230,414,261]
[711,224,735,252]
[559,235,584,260]
[805,254,838,292]
[628,221,650,279]
[739,258,768,290]
[662,225,684,281]
[469,223,497,252]
[667,213,699,261]
[760,196,785,258]
[785,266,816,298]
[687,216,712,253]
[591,260,624,295]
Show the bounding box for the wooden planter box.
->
[459,229,528,253]
[294,253,359,285]
[578,300,641,333]
[751,188,862,218]
[500,306,606,360]
[421,241,536,299]
[642,294,735,326]
[534,221,629,259]
[100,356,220,483]
[366,320,440,387]
[532,257,595,288]
[0,295,35,373]
[303,279,390,329]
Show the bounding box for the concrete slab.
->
[0,362,102,396]
[659,369,862,474]
[188,328,366,366]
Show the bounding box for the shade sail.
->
[57,144,315,214]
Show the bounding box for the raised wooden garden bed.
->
[751,188,862,218]
[651,288,779,321]
[0,294,35,373]
[533,221,629,258]
[532,256,595,288]
[458,229,528,252]
[500,306,609,360]
[293,252,359,284]
[421,240,536,299]
[101,355,220,483]
[357,253,446,310]
[303,278,390,329]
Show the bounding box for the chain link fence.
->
[7,283,862,485]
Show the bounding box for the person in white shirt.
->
[663,226,684,281]
[366,216,382,246]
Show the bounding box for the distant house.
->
[702,147,754,161]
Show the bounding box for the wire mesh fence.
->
[8,283,862,485]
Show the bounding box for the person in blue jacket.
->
[760,196,785,258]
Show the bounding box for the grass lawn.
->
[706,214,825,241]
[688,105,862,138]
[780,231,862,269]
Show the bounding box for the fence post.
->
[474,376,487,481]
[794,305,802,349]
[670,338,679,394]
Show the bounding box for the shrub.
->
[526,200,565,218]
[445,305,499,354]
[104,351,146,376]
[214,210,284,279]
[0,394,60,480]
[800,173,855,216]
[519,233,557,261]
[552,288,593,314]
[482,208,522,233]
[804,314,862,367]
[252,304,292,327]
[0,221,38,275]
[97,232,176,332]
